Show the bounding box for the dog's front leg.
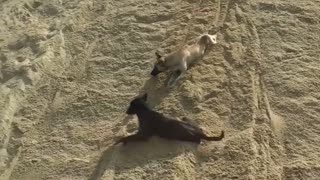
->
[167,70,186,88]
[114,133,149,145]
[167,61,187,88]
[182,117,198,126]
[167,70,181,88]
[175,70,186,81]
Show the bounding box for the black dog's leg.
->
[182,117,197,126]
[114,133,150,145]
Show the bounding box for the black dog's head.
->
[150,52,167,76]
[126,93,148,115]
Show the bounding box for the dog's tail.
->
[200,34,217,45]
[202,130,224,141]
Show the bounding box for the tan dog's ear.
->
[155,52,162,59]
[157,58,165,65]
[155,52,165,64]
[158,56,165,61]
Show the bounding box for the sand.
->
[1,0,320,179]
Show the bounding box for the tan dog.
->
[150,34,217,87]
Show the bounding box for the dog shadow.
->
[88,75,197,179]
[88,139,198,180]
[138,76,174,108]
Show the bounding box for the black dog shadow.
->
[89,72,199,180]
[88,138,198,180]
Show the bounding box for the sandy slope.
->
[0,0,320,179]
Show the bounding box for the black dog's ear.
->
[141,93,148,101]
[155,52,162,59]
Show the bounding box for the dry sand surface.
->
[1,0,320,179]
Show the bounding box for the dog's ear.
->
[141,93,148,101]
[157,58,165,64]
[155,52,162,59]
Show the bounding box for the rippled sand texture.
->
[1,0,320,179]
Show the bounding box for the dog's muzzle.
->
[126,108,134,115]
[150,67,162,76]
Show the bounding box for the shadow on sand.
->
[137,76,174,108]
[88,138,198,180]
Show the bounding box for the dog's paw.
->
[166,81,176,88]
[166,85,172,88]
[113,138,125,146]
[220,131,225,139]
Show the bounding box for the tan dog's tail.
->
[200,34,217,45]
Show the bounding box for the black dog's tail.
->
[202,131,224,141]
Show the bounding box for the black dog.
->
[114,94,224,145]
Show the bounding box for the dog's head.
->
[150,52,168,76]
[126,93,148,115]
